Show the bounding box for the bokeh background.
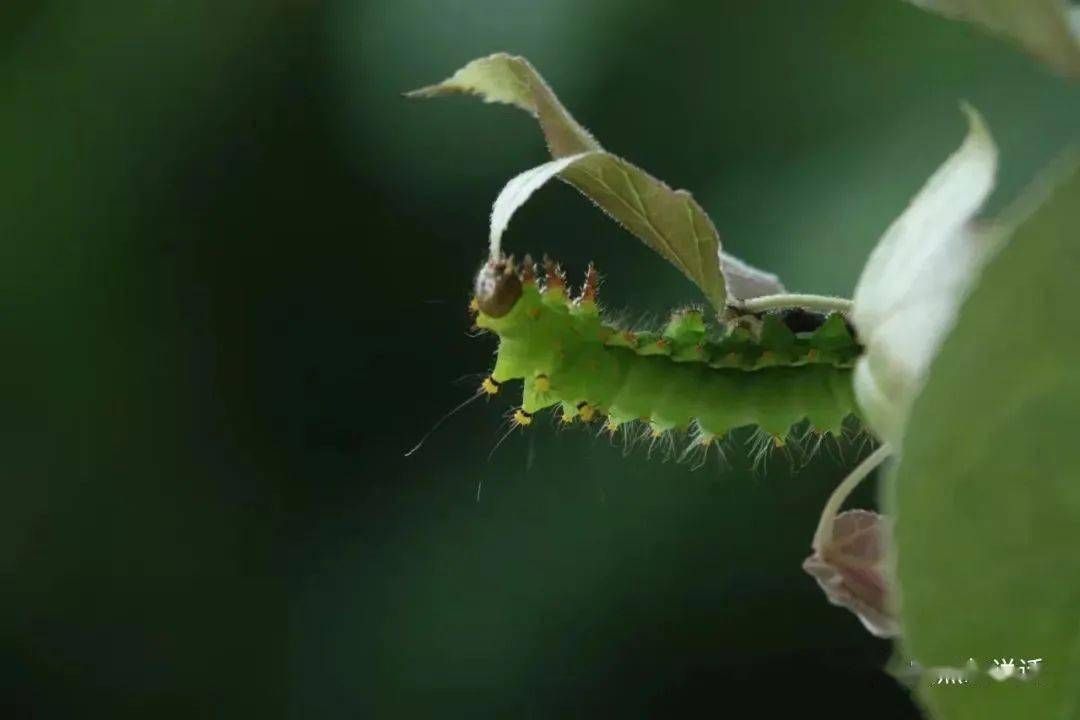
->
[3,1,1078,717]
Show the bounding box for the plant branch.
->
[733,293,853,315]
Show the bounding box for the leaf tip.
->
[957,101,995,153]
[402,86,436,99]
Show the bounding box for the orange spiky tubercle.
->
[470,255,863,458]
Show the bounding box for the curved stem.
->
[735,293,854,315]
[812,443,893,552]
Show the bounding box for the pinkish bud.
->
[803,509,899,638]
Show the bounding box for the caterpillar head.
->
[474,256,523,318]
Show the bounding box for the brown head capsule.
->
[474,256,523,318]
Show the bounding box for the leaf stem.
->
[812,443,892,552]
[734,293,854,315]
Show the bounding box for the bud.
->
[803,509,899,638]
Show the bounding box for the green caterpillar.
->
[472,255,862,454]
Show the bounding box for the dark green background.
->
[3,1,1077,717]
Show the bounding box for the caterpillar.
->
[471,255,863,458]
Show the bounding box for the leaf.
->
[405,53,600,159]
[904,0,1080,79]
[486,150,729,310]
[889,154,1080,719]
[411,53,787,310]
[487,153,589,257]
[717,251,786,299]
[851,105,999,446]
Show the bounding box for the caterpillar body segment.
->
[473,257,863,450]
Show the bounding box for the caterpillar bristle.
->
[487,400,863,472]
[646,426,678,462]
[747,427,778,473]
[678,426,713,471]
[840,417,874,458]
[480,376,500,396]
[617,421,638,457]
[541,256,567,302]
[520,254,537,285]
[820,428,847,465]
[784,422,813,468]
[578,262,599,304]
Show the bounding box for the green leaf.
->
[889,154,1080,719]
[904,0,1080,79]
[410,53,786,310]
[405,53,599,159]
[488,151,729,312]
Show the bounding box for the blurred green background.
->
[2,1,1077,717]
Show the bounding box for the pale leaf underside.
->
[851,105,998,446]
